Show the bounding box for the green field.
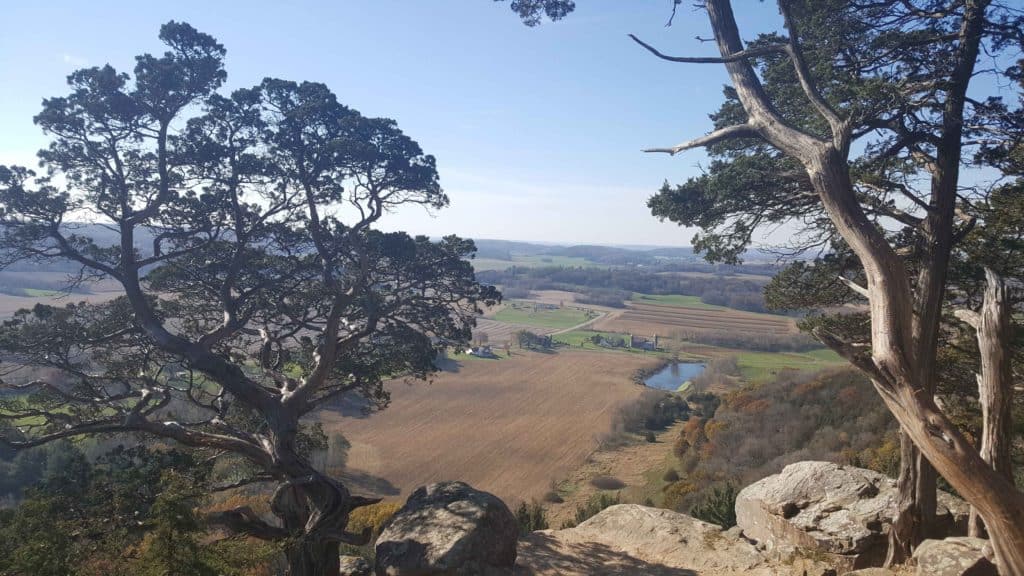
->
[553,329,710,360]
[734,349,845,383]
[491,302,593,329]
[470,255,601,271]
[22,288,64,297]
[630,293,727,310]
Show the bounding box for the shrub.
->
[644,431,657,443]
[347,501,401,537]
[662,480,698,511]
[562,492,619,528]
[515,501,549,535]
[542,491,564,504]
[689,483,738,528]
[340,501,401,562]
[590,476,625,490]
[662,468,680,482]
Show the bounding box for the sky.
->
[0,1,793,246]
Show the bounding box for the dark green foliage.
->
[561,492,619,529]
[690,483,738,528]
[515,500,550,535]
[0,444,261,576]
[515,329,551,349]
[494,0,575,26]
[135,471,216,576]
[663,468,680,482]
[644,431,657,443]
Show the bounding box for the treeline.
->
[661,367,897,518]
[0,272,91,296]
[667,329,822,353]
[477,266,779,313]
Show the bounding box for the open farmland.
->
[490,300,596,330]
[471,318,560,345]
[318,350,660,505]
[593,301,796,337]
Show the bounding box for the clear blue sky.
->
[0,1,789,246]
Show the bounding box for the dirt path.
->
[550,309,615,335]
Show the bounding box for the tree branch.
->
[778,0,846,145]
[644,124,760,155]
[628,34,786,64]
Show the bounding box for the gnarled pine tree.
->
[0,22,498,576]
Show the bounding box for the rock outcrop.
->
[735,461,967,570]
[912,537,997,576]
[516,504,836,576]
[340,555,372,576]
[374,481,517,576]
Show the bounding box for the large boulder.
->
[912,537,997,576]
[374,481,517,576]
[517,504,836,576]
[736,461,967,570]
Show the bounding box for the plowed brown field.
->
[317,350,660,505]
[593,302,795,337]
[472,318,559,345]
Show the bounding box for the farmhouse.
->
[466,345,495,358]
[629,334,659,351]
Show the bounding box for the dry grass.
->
[317,350,660,505]
[593,302,795,337]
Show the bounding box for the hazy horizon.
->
[0,1,797,247]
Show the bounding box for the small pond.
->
[643,362,707,392]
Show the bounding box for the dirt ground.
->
[317,349,661,505]
[544,420,687,527]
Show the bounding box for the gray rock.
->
[374,481,517,576]
[735,461,967,570]
[840,569,896,576]
[724,525,746,540]
[913,537,997,576]
[340,555,372,576]
[517,504,836,576]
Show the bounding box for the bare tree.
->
[955,269,1015,537]
[625,0,1024,570]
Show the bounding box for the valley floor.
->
[318,349,661,505]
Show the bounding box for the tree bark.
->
[662,1,1024,571]
[285,540,341,576]
[960,270,1015,538]
[886,434,934,565]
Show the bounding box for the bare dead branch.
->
[643,123,760,155]
[628,33,786,64]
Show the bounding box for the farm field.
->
[593,300,796,337]
[471,318,560,345]
[490,300,597,330]
[0,272,124,317]
[734,349,845,383]
[320,349,660,505]
[471,254,600,271]
[630,293,727,310]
